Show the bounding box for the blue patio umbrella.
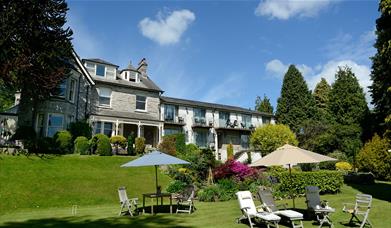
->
[121,150,190,193]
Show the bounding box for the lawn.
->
[0,155,390,227]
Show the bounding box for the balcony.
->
[164,116,186,126]
[217,119,255,131]
[192,117,213,128]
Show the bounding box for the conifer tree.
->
[255,94,274,114]
[329,66,368,126]
[370,0,391,135]
[276,65,316,133]
[313,78,332,121]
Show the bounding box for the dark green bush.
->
[68,120,92,141]
[135,137,145,154]
[74,136,90,155]
[198,185,220,202]
[319,151,348,170]
[12,126,36,141]
[166,180,188,193]
[159,135,176,155]
[268,170,344,198]
[37,137,55,154]
[344,172,375,185]
[127,133,135,155]
[216,178,239,201]
[91,134,112,156]
[54,130,73,154]
[175,133,186,154]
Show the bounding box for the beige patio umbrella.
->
[250,144,337,207]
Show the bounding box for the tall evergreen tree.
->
[370,0,391,135]
[313,78,332,122]
[276,65,316,133]
[328,66,368,160]
[255,94,274,114]
[329,66,368,126]
[0,0,73,125]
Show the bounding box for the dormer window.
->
[96,64,105,77]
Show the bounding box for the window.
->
[106,67,115,79]
[94,121,112,137]
[136,95,146,111]
[164,128,181,136]
[262,116,271,124]
[219,111,230,127]
[52,80,67,97]
[240,134,250,149]
[194,129,208,148]
[164,104,176,121]
[36,113,45,137]
[68,79,76,102]
[242,114,251,128]
[85,62,95,75]
[194,108,206,124]
[96,64,105,77]
[47,114,64,137]
[98,88,111,107]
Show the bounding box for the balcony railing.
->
[193,117,214,127]
[218,119,255,130]
[164,116,185,125]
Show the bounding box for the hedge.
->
[267,170,343,198]
[91,134,112,156]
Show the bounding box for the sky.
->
[67,0,379,110]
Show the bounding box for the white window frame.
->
[97,87,111,108]
[47,113,64,137]
[68,78,77,103]
[136,95,147,112]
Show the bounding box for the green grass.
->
[0,155,390,227]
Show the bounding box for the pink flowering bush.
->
[214,159,258,181]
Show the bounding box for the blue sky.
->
[67,0,378,110]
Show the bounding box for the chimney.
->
[138,58,148,77]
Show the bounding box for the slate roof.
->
[93,76,163,92]
[0,105,18,115]
[161,96,273,117]
[91,109,162,122]
[83,58,119,67]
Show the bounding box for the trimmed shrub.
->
[127,133,135,155]
[74,136,90,155]
[68,120,92,141]
[166,180,187,193]
[336,161,352,171]
[227,143,234,159]
[110,135,127,155]
[250,124,298,156]
[12,126,36,141]
[267,170,344,198]
[356,134,391,180]
[91,134,112,156]
[158,135,176,155]
[344,172,375,185]
[54,130,72,154]
[135,137,145,154]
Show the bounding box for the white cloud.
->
[265,59,312,78]
[265,59,289,78]
[255,0,333,20]
[266,59,372,102]
[139,9,195,45]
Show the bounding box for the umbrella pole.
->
[289,164,295,208]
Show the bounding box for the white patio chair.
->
[118,186,138,216]
[305,186,335,227]
[258,186,304,228]
[236,190,281,228]
[342,193,373,228]
[176,185,195,214]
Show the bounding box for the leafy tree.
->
[0,0,73,125]
[0,82,14,112]
[329,66,368,126]
[275,65,316,133]
[356,134,391,180]
[255,94,274,114]
[370,0,391,135]
[250,124,298,156]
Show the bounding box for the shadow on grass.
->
[346,182,391,202]
[0,215,194,228]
